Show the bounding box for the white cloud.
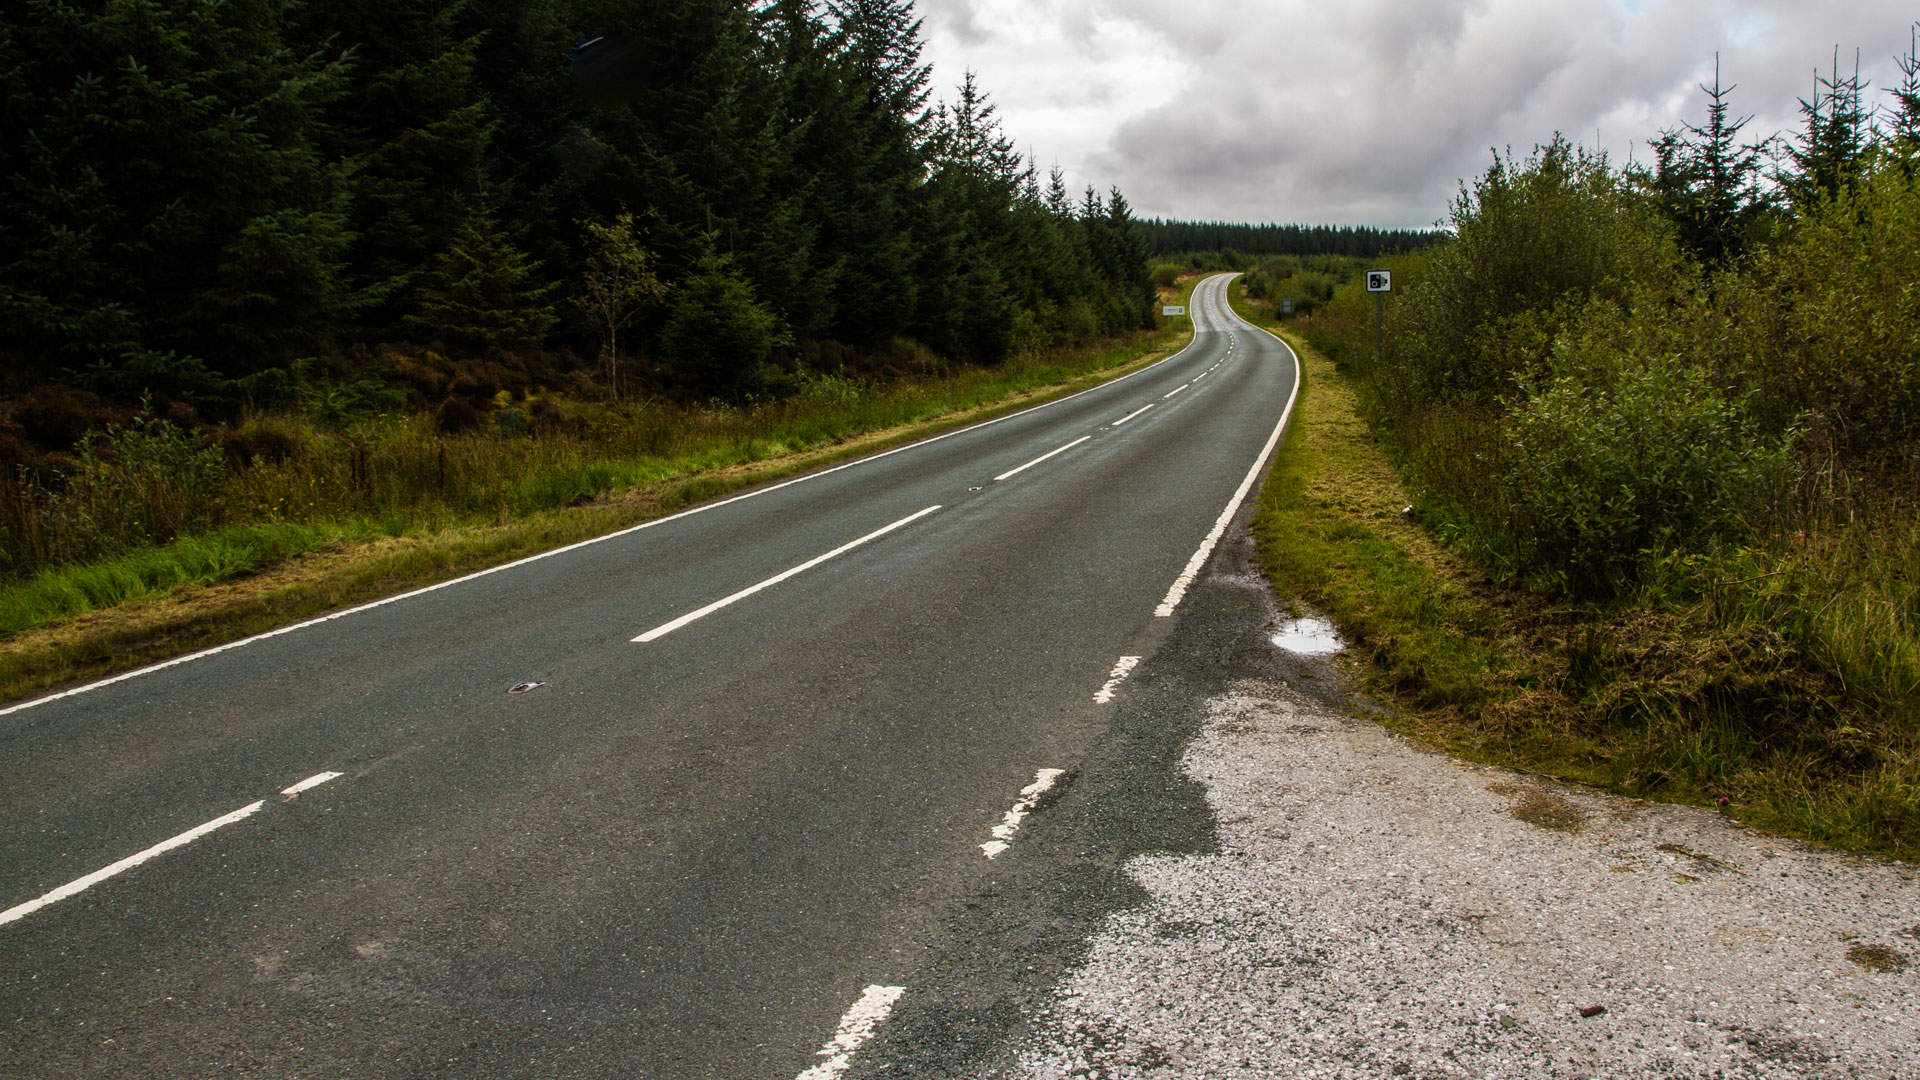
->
[915,0,1920,227]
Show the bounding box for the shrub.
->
[1502,344,1789,596]
[1392,137,1681,410]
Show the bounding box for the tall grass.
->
[0,320,1182,639]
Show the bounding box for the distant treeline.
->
[1138,219,1446,258]
[0,0,1154,405]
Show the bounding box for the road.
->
[0,273,1297,1079]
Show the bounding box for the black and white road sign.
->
[1366,270,1392,292]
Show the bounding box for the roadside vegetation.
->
[0,0,1172,698]
[0,294,1190,704]
[1242,33,1920,859]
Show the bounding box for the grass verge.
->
[1235,283,1919,862]
[0,286,1199,705]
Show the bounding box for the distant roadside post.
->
[1365,269,1391,364]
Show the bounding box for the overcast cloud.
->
[913,0,1920,228]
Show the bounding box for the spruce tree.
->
[660,249,778,399]
[407,209,557,348]
[1649,57,1769,267]
[1890,25,1920,170]
[0,0,352,381]
[1784,49,1874,208]
[288,0,495,333]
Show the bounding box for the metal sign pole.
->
[1365,269,1392,366]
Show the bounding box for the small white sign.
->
[1365,270,1392,293]
[1163,305,1186,316]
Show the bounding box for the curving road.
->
[0,273,1297,1078]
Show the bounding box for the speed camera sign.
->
[1366,270,1392,292]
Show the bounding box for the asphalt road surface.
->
[0,273,1298,1079]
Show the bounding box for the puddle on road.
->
[1270,616,1343,655]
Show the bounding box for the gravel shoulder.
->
[999,613,1919,1078]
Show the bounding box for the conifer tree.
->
[1784,49,1874,208]
[660,249,778,398]
[288,0,495,332]
[1649,57,1769,267]
[407,209,557,348]
[1890,25,1920,171]
[0,0,352,380]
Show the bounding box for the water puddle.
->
[1269,616,1343,655]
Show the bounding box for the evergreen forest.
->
[0,0,1156,411]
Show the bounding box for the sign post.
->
[1365,270,1392,364]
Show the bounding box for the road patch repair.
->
[999,674,1919,1078]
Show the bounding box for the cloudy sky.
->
[912,0,1920,228]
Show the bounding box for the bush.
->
[41,415,230,563]
[1502,342,1789,595]
[1392,137,1681,410]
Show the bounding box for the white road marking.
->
[633,505,942,642]
[0,296,1225,720]
[0,799,267,928]
[795,983,906,1080]
[1093,656,1142,704]
[993,436,1091,482]
[1155,277,1303,618]
[980,768,1067,858]
[280,771,342,797]
[1194,372,1208,381]
[1110,404,1155,427]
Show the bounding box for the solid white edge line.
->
[1110,403,1155,427]
[796,983,907,1080]
[1154,273,1302,619]
[0,283,1237,722]
[633,504,942,642]
[0,799,267,928]
[992,435,1091,482]
[280,771,343,797]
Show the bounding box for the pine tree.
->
[1648,57,1769,266]
[407,209,557,348]
[1784,49,1874,209]
[0,0,353,381]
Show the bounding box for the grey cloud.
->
[923,0,1920,226]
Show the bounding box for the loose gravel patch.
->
[1005,681,1919,1079]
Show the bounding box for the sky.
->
[911,0,1920,229]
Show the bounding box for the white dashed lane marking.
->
[0,770,343,929]
[633,505,943,642]
[795,983,906,1080]
[1093,656,1142,704]
[981,768,1067,858]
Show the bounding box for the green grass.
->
[0,520,377,635]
